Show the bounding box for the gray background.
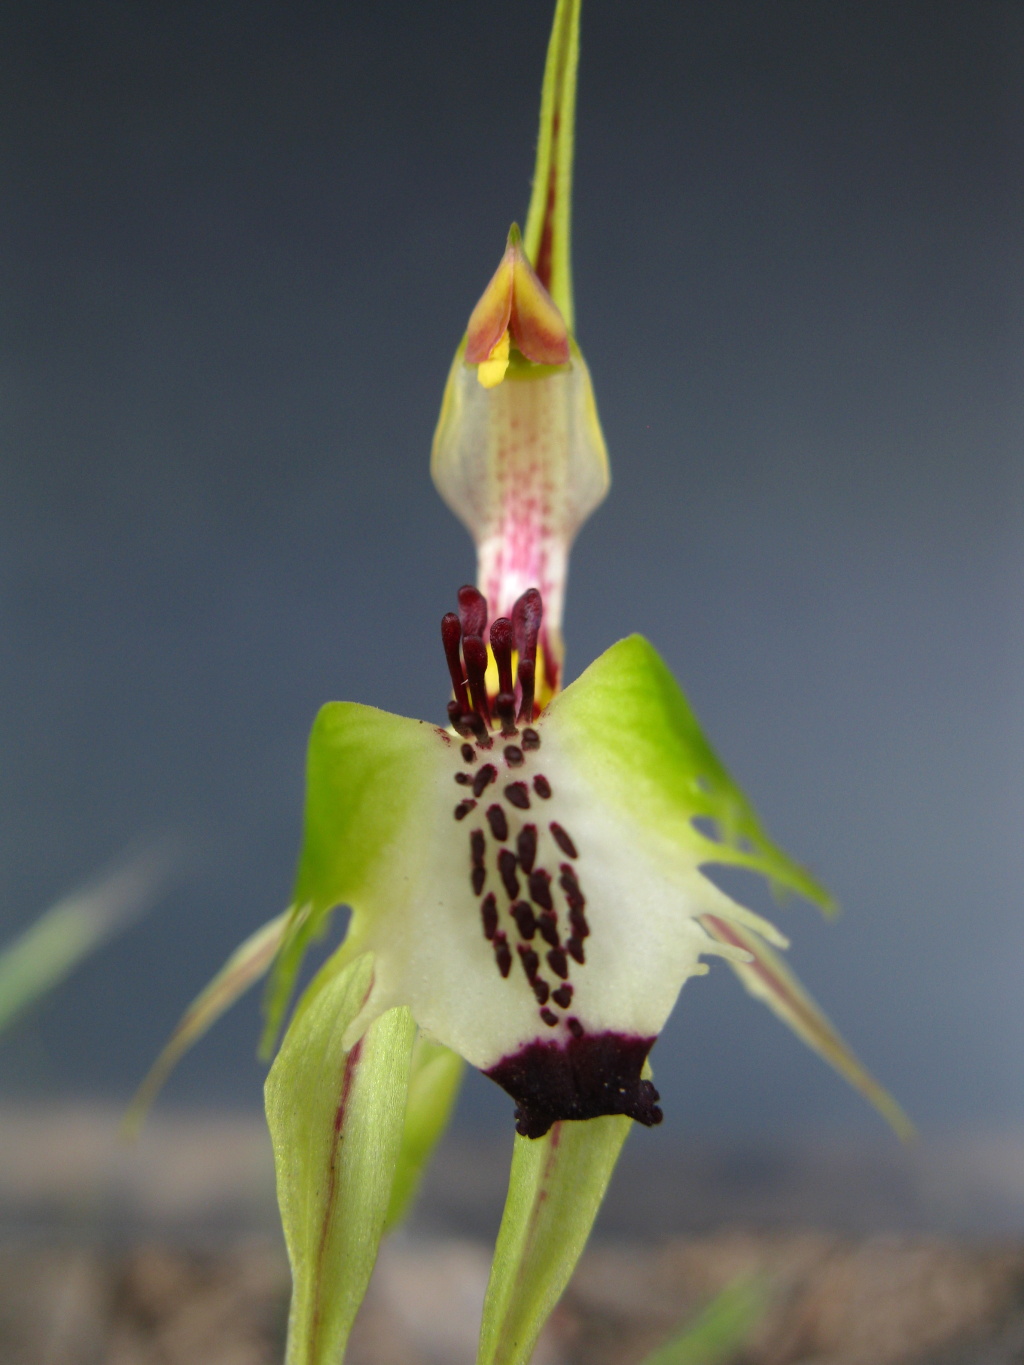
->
[0,0,1020,1144]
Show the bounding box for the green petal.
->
[701,914,914,1139]
[522,0,582,328]
[266,949,416,1365]
[477,1114,632,1365]
[0,844,170,1041]
[125,909,290,1135]
[548,635,836,914]
[262,701,443,1054]
[384,1033,464,1232]
[639,1276,770,1365]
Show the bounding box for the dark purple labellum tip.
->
[486,1032,663,1139]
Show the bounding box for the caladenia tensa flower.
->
[132,3,910,1362]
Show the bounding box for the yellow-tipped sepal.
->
[432,232,607,680]
[465,224,571,388]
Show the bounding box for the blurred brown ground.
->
[3,1233,1024,1365]
[4,1107,1024,1364]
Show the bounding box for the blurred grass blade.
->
[125,907,291,1134]
[701,914,914,1139]
[266,949,415,1365]
[385,1033,464,1232]
[640,1275,770,1365]
[477,1113,632,1365]
[0,842,172,1040]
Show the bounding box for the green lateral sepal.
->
[701,914,913,1139]
[266,948,416,1365]
[476,1113,632,1365]
[385,1033,465,1232]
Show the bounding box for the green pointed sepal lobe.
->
[265,948,416,1365]
[262,702,445,1055]
[548,633,908,1138]
[701,914,913,1139]
[548,634,836,914]
[476,1113,631,1365]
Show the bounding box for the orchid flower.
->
[134,3,908,1361]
